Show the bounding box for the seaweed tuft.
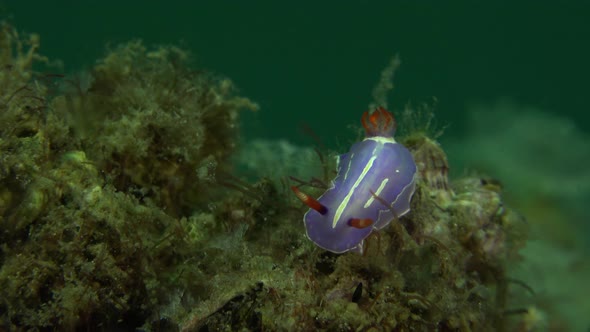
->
[53,40,258,217]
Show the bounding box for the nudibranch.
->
[292,107,417,254]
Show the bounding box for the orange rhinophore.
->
[347,218,374,229]
[291,186,328,215]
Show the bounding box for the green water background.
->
[3,1,589,147]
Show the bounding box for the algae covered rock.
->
[181,128,529,332]
[1,22,534,332]
[53,40,258,216]
[0,22,258,331]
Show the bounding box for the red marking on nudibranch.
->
[291,186,328,215]
[348,218,374,229]
[361,106,397,137]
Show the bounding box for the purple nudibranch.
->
[292,107,417,254]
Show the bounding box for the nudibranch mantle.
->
[293,107,417,254]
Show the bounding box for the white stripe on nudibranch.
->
[333,155,377,228]
[365,136,396,144]
[363,177,389,208]
[373,173,417,230]
[343,153,354,181]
